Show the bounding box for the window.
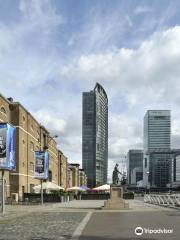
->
[0,106,6,115]
[43,134,47,148]
[153,116,167,120]
[145,158,147,168]
[96,143,100,151]
[48,170,52,182]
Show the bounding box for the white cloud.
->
[56,26,180,174]
[13,25,180,175]
[34,109,66,134]
[59,26,180,102]
[33,108,82,164]
[1,0,180,181]
[0,0,63,92]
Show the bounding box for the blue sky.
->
[1,0,180,180]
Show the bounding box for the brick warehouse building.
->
[58,150,68,189]
[0,94,87,201]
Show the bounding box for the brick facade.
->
[0,94,87,200]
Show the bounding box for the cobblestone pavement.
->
[0,211,86,240]
[0,199,179,240]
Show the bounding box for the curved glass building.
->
[82,83,108,187]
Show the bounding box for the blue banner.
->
[35,151,49,179]
[0,123,16,171]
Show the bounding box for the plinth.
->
[104,185,129,210]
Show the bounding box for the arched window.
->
[0,106,6,115]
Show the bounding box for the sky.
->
[1,0,180,181]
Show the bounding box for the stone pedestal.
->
[104,185,129,210]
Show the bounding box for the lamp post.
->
[40,179,43,205]
[38,134,58,206]
[46,135,58,146]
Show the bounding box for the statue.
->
[105,164,130,209]
[112,164,122,185]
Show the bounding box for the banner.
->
[35,151,49,179]
[0,123,16,171]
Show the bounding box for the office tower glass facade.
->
[172,154,180,188]
[127,150,143,185]
[149,151,171,187]
[143,110,171,187]
[82,83,108,187]
[144,110,171,152]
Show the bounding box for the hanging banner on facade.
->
[0,123,16,171]
[35,151,49,179]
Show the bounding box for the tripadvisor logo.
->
[135,227,143,236]
[135,226,173,235]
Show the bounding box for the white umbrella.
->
[33,182,64,191]
[66,186,86,192]
[93,184,110,191]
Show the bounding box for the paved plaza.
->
[0,199,179,240]
[0,203,87,240]
[80,210,180,240]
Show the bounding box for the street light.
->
[52,135,58,139]
[40,134,58,205]
[43,135,58,150]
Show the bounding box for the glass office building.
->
[148,150,172,187]
[127,150,143,186]
[172,154,180,188]
[143,110,171,187]
[144,110,171,152]
[82,83,108,187]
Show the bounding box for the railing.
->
[144,194,180,208]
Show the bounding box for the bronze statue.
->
[112,164,122,185]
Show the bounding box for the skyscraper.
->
[143,110,171,187]
[127,150,143,186]
[82,83,108,187]
[144,110,171,152]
